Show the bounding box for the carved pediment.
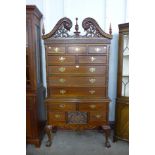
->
[42,17,72,39]
[42,17,112,39]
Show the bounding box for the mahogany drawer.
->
[89,111,107,122]
[79,103,107,111]
[78,55,107,64]
[48,65,107,75]
[88,45,107,54]
[67,46,86,54]
[49,87,106,97]
[47,56,75,65]
[47,103,76,111]
[48,76,106,87]
[46,46,65,54]
[48,111,66,123]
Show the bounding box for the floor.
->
[26,130,129,155]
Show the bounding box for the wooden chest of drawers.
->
[42,17,112,148]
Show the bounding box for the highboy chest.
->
[42,17,113,147]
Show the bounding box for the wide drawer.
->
[48,65,107,75]
[78,55,107,64]
[89,111,107,122]
[49,87,106,97]
[47,103,76,111]
[48,111,66,123]
[47,55,75,65]
[79,103,107,111]
[48,76,106,87]
[46,46,65,54]
[88,45,108,54]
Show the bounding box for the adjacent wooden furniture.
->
[26,5,46,147]
[42,17,113,147]
[114,23,129,141]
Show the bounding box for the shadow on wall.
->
[108,33,119,122]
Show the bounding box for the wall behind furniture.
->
[26,0,129,121]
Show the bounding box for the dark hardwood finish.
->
[26,5,46,147]
[114,23,129,142]
[42,17,113,148]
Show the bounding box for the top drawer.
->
[46,46,65,54]
[88,45,108,54]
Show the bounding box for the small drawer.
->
[47,103,76,111]
[48,56,75,65]
[79,103,107,111]
[48,112,66,123]
[46,46,65,54]
[78,56,107,64]
[67,46,86,54]
[89,111,106,122]
[88,45,107,54]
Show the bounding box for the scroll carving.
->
[42,17,72,39]
[42,17,112,39]
[82,17,112,39]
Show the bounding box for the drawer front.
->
[46,46,65,54]
[78,56,107,64]
[79,103,107,111]
[48,56,75,65]
[48,111,66,123]
[49,87,106,97]
[89,111,107,122]
[67,46,86,54]
[48,66,107,75]
[88,45,107,54]
[48,76,106,87]
[47,103,76,111]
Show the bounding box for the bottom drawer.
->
[48,112,66,123]
[89,111,107,123]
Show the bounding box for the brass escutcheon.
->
[60,89,66,94]
[59,67,66,72]
[89,78,96,84]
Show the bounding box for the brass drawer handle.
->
[89,104,96,109]
[54,47,59,52]
[59,104,66,108]
[96,114,101,118]
[95,48,101,52]
[54,114,61,118]
[75,47,80,51]
[59,78,66,83]
[89,90,95,94]
[60,89,66,94]
[90,56,96,62]
[89,78,96,84]
[59,67,66,72]
[59,56,66,62]
[89,67,96,73]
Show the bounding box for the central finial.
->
[74,17,80,36]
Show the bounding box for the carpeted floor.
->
[26,130,129,155]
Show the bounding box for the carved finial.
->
[42,22,45,35]
[109,23,112,35]
[74,17,80,36]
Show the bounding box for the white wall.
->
[26,0,129,121]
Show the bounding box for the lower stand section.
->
[102,125,111,148]
[44,125,111,148]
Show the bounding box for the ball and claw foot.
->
[46,140,52,147]
[105,141,111,148]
